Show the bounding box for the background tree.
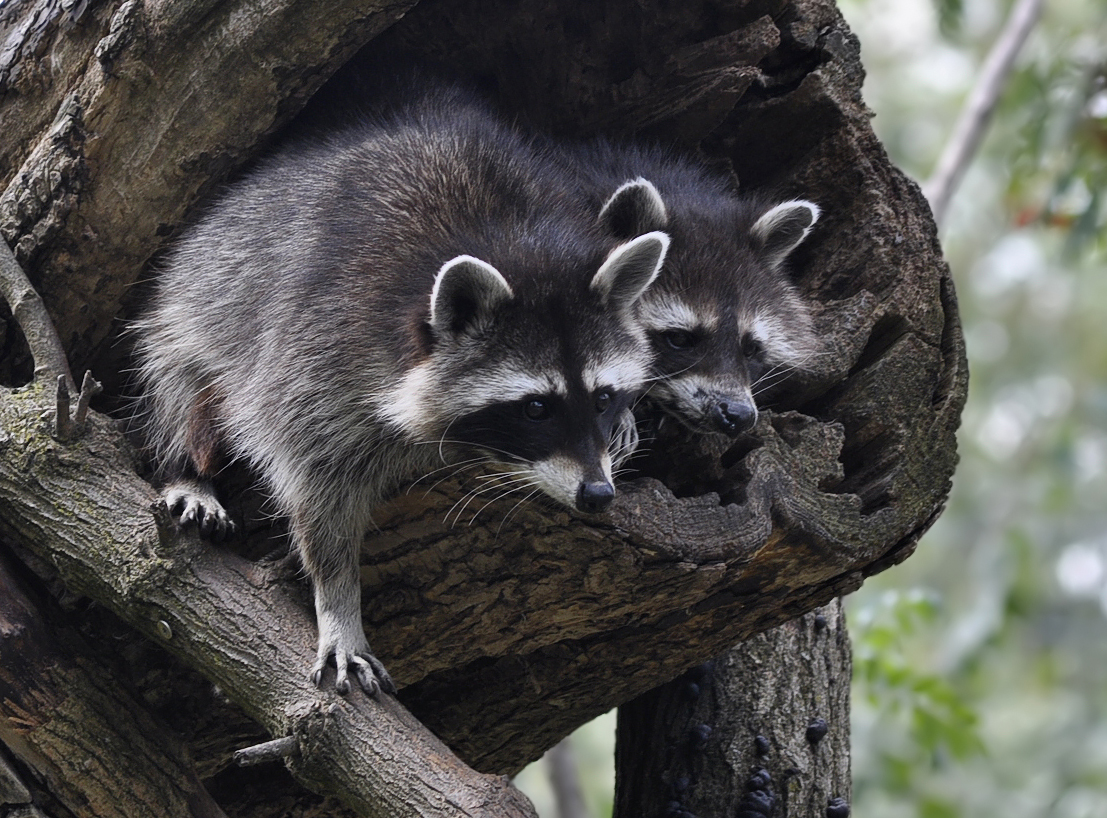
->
[0,0,964,815]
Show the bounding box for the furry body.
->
[135,82,667,694]
[566,141,820,436]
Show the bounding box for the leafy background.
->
[846,0,1107,816]
[516,0,1107,814]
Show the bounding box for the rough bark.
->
[0,551,228,818]
[1,0,417,376]
[0,381,537,818]
[614,601,851,818]
[0,0,966,814]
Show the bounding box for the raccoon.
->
[566,141,820,437]
[134,82,669,696]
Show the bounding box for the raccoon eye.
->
[594,391,612,414]
[741,335,764,359]
[523,399,551,421]
[662,329,699,350]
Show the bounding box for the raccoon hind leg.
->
[163,385,235,540]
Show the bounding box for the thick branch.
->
[0,383,536,818]
[924,0,1044,224]
[0,549,227,818]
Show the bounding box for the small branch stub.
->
[56,374,73,438]
[52,370,102,439]
[233,736,298,767]
[75,370,103,426]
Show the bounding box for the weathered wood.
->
[614,601,851,817]
[0,239,71,391]
[0,383,537,818]
[0,550,228,818]
[0,0,417,375]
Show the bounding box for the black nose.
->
[709,400,757,437]
[576,480,615,513]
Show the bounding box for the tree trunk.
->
[615,601,851,818]
[0,0,966,814]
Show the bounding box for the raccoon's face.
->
[382,231,668,513]
[599,181,820,437]
[639,288,816,437]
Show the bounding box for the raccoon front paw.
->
[311,636,396,698]
[164,480,235,541]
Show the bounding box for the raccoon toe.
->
[198,505,235,541]
[312,648,394,697]
[164,480,234,541]
[351,653,396,696]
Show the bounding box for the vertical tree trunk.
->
[615,600,850,818]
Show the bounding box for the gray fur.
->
[570,141,821,437]
[134,82,666,695]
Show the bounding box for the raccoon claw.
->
[311,646,395,697]
[164,480,235,541]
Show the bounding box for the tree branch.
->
[0,384,537,818]
[0,549,229,818]
[0,239,73,391]
[924,0,1044,225]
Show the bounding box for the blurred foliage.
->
[853,591,986,768]
[513,713,616,818]
[841,0,1107,816]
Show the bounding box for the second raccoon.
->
[134,82,668,696]
[569,141,820,437]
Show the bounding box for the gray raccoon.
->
[134,84,668,695]
[569,142,819,436]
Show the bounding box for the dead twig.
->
[234,736,298,767]
[0,240,75,392]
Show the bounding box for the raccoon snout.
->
[710,399,757,437]
[576,480,616,513]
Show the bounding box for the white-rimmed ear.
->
[598,178,669,239]
[430,255,514,338]
[590,231,670,313]
[750,200,820,269]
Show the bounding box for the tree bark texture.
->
[615,600,851,818]
[0,0,967,814]
[0,551,228,818]
[0,381,538,818]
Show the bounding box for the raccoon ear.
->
[430,255,514,338]
[598,178,669,239]
[750,200,820,269]
[591,231,670,312]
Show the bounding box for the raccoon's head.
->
[383,231,668,513]
[599,179,819,437]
